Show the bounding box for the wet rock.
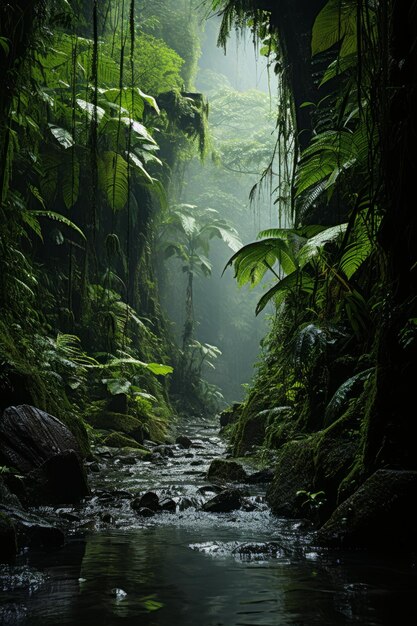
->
[177,496,194,511]
[100,512,112,524]
[87,461,100,473]
[247,468,274,484]
[26,450,90,505]
[219,403,242,431]
[26,524,65,549]
[131,492,160,512]
[153,445,175,458]
[207,458,247,483]
[119,456,137,465]
[136,507,156,518]
[231,542,284,558]
[0,477,22,509]
[0,512,17,563]
[159,497,176,513]
[184,453,194,459]
[317,470,417,550]
[197,485,223,495]
[176,435,193,449]
[190,459,204,466]
[202,489,242,513]
[0,405,83,473]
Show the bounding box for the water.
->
[1,419,416,625]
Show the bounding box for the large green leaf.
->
[312,0,357,56]
[98,151,129,211]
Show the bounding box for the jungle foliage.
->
[0,0,209,445]
[211,0,417,484]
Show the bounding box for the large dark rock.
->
[26,450,90,505]
[202,489,242,513]
[233,409,269,456]
[0,406,90,505]
[0,512,17,563]
[316,470,417,550]
[207,458,247,483]
[0,405,83,473]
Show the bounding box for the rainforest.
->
[0,1,416,624]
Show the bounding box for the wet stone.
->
[136,507,155,518]
[160,498,176,513]
[176,435,193,449]
[202,489,243,513]
[131,492,160,512]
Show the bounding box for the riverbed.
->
[1,418,416,625]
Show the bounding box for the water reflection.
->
[2,527,415,626]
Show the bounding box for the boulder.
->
[0,406,90,506]
[135,507,155,518]
[176,435,193,449]
[101,432,144,449]
[0,405,83,473]
[316,470,417,550]
[0,512,17,563]
[26,450,90,505]
[207,458,247,483]
[202,489,242,513]
[86,412,144,443]
[266,439,316,517]
[152,445,175,458]
[131,492,160,512]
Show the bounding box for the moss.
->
[102,432,145,449]
[86,412,144,443]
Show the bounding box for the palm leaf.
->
[30,210,85,240]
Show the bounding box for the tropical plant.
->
[159,203,241,348]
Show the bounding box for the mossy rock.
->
[267,406,361,520]
[0,512,17,563]
[266,438,316,517]
[207,458,247,483]
[58,413,90,457]
[219,403,243,431]
[86,412,144,443]
[102,432,145,449]
[231,390,270,456]
[317,470,417,550]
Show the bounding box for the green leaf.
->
[129,153,155,183]
[48,124,75,149]
[102,378,132,395]
[30,210,86,240]
[312,0,357,57]
[256,271,314,315]
[98,151,129,211]
[146,362,173,376]
[76,98,106,122]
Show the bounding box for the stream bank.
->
[1,414,417,626]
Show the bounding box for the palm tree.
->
[159,203,241,350]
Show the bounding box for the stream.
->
[1,417,416,626]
